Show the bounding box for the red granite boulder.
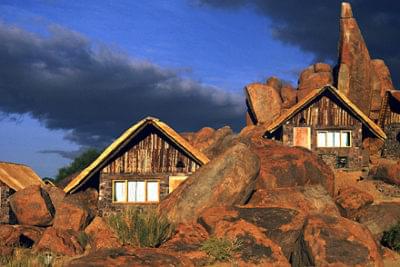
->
[297,214,383,266]
[337,2,372,115]
[9,185,55,227]
[245,83,282,125]
[84,216,122,251]
[35,227,83,256]
[241,134,335,196]
[199,206,306,261]
[371,161,400,186]
[158,142,260,224]
[53,201,91,231]
[67,247,194,267]
[335,186,374,219]
[297,63,333,100]
[247,185,340,217]
[280,83,297,108]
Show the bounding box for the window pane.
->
[341,132,351,147]
[317,132,326,147]
[326,132,334,147]
[147,182,159,202]
[128,181,146,202]
[333,132,341,147]
[114,181,126,202]
[127,181,137,202]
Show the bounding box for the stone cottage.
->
[263,85,386,170]
[64,117,209,216]
[379,90,400,159]
[0,162,44,224]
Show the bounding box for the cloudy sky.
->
[0,1,398,177]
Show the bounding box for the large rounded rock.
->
[266,76,283,92]
[245,83,282,125]
[9,185,55,226]
[371,161,400,185]
[280,84,297,108]
[201,126,235,159]
[296,214,383,266]
[214,219,290,266]
[0,224,44,251]
[67,247,194,267]
[53,201,91,231]
[335,186,374,219]
[247,136,335,196]
[85,216,122,251]
[35,227,83,256]
[355,202,400,239]
[247,185,340,217]
[158,143,260,224]
[199,206,306,261]
[297,63,333,100]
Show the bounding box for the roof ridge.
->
[0,161,31,168]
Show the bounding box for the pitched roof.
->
[265,85,387,140]
[64,117,210,193]
[0,162,44,191]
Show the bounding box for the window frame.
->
[112,179,160,204]
[316,130,352,148]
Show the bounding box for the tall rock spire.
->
[337,2,372,116]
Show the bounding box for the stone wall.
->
[282,122,365,170]
[0,181,16,224]
[98,173,174,217]
[382,123,400,159]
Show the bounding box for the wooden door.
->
[293,127,311,149]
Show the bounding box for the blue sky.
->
[0,0,316,177]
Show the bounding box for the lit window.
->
[113,180,159,203]
[113,181,126,202]
[316,130,352,148]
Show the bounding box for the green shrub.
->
[382,222,400,252]
[200,236,242,262]
[77,231,91,249]
[107,207,174,247]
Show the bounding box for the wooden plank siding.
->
[102,128,200,175]
[288,95,358,128]
[280,93,365,169]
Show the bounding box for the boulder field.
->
[1,127,398,266]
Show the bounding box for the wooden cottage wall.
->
[382,96,400,159]
[0,181,16,224]
[102,132,199,174]
[98,126,201,216]
[282,94,364,169]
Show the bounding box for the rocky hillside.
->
[2,2,400,267]
[1,126,400,266]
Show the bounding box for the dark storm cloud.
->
[0,22,244,149]
[199,0,400,86]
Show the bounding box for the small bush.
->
[77,231,91,249]
[382,222,400,252]
[107,207,174,247]
[200,236,242,262]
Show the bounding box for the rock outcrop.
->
[67,247,194,267]
[9,185,55,227]
[246,136,335,196]
[35,227,83,256]
[53,202,91,231]
[84,217,122,251]
[297,63,333,100]
[370,161,400,185]
[337,2,373,116]
[158,142,260,224]
[245,83,282,125]
[247,185,340,217]
[335,186,374,219]
[298,214,383,266]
